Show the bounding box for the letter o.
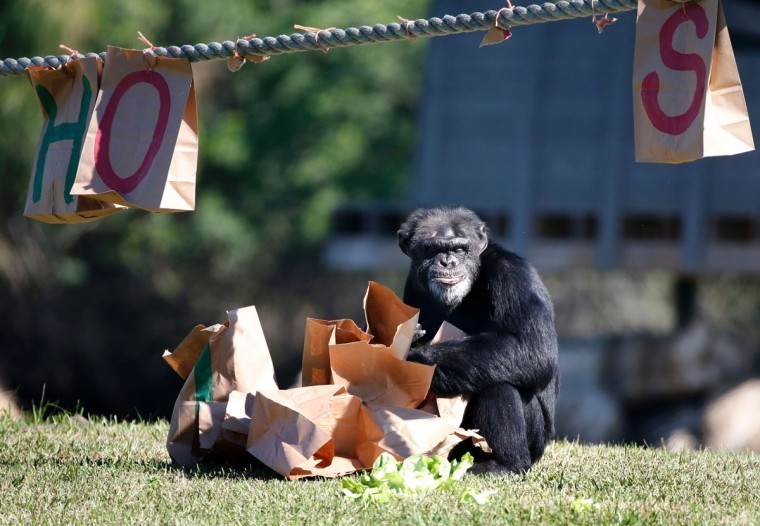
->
[95,70,171,194]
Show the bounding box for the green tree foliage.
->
[0,0,429,416]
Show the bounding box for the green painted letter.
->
[32,75,92,204]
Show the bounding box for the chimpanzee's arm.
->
[407,300,557,396]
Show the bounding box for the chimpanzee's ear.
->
[475,223,488,255]
[397,227,412,256]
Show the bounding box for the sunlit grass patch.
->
[0,410,757,525]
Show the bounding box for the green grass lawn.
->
[0,412,757,525]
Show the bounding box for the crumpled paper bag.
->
[164,305,277,465]
[164,282,488,477]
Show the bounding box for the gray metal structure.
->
[326,0,760,274]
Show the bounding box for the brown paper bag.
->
[301,318,371,387]
[327,281,432,408]
[24,57,125,223]
[247,386,373,479]
[364,281,420,358]
[301,281,420,389]
[246,386,479,479]
[162,324,214,380]
[71,46,198,211]
[330,342,434,408]
[361,402,459,458]
[165,283,488,475]
[166,306,278,465]
[633,0,754,163]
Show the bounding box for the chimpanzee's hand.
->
[407,345,434,365]
[412,323,426,344]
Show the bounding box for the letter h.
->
[32,75,93,204]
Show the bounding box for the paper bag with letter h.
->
[24,57,124,223]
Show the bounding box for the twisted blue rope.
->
[1,0,637,77]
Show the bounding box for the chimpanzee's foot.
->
[469,459,528,476]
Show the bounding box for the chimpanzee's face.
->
[398,208,488,308]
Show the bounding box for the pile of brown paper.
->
[164,281,487,479]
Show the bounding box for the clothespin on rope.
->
[137,31,158,68]
[294,24,337,53]
[54,44,81,76]
[228,33,269,72]
[480,1,514,47]
[59,44,80,59]
[590,0,618,33]
[397,16,417,42]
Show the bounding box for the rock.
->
[666,428,699,451]
[556,339,624,443]
[703,379,760,452]
[0,388,21,420]
[626,401,703,446]
[602,321,748,404]
[556,386,623,443]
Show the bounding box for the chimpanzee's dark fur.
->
[398,206,559,475]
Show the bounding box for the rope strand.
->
[1,0,637,77]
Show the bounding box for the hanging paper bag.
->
[633,0,754,163]
[24,57,125,223]
[72,46,198,212]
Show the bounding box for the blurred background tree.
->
[0,0,430,416]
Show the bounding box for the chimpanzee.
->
[398,206,559,475]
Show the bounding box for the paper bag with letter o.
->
[72,46,198,212]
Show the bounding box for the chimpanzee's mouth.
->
[432,274,465,286]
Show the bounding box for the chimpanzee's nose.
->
[438,254,456,268]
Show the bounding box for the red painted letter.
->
[94,70,171,194]
[641,4,709,136]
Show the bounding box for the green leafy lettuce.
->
[341,452,495,504]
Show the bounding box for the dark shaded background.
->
[0,0,429,418]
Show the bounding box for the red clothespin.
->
[480,1,514,48]
[590,0,618,34]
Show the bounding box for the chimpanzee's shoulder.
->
[481,243,534,275]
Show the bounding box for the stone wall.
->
[556,322,760,452]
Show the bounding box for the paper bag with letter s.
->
[24,57,125,223]
[633,0,754,163]
[72,46,198,212]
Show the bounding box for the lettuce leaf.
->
[340,452,495,504]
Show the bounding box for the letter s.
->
[641,4,709,136]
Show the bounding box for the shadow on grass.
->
[165,455,283,481]
[0,453,283,481]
